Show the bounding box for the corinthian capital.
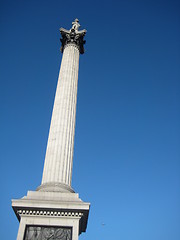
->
[60,19,87,54]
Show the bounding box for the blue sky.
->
[0,0,179,239]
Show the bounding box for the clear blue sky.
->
[0,0,179,239]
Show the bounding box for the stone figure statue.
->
[71,18,80,31]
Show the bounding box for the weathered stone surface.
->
[40,44,80,192]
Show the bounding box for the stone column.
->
[12,20,90,240]
[37,19,86,193]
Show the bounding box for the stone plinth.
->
[12,191,90,240]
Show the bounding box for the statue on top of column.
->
[71,18,80,31]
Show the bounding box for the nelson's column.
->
[12,19,90,240]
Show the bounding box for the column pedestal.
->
[12,191,89,240]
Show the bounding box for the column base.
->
[37,182,75,193]
[12,191,90,240]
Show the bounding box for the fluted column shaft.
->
[40,44,80,192]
